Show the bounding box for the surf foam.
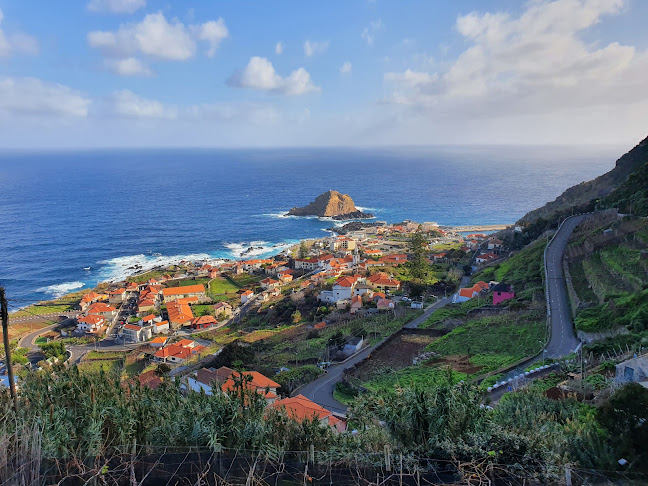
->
[36,281,85,298]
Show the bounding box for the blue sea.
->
[0,146,619,307]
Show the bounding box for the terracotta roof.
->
[109,288,126,295]
[86,302,116,314]
[124,324,141,331]
[176,339,198,348]
[137,370,163,390]
[167,300,194,324]
[272,395,343,428]
[335,276,357,288]
[241,290,254,296]
[154,320,169,327]
[214,302,232,310]
[78,315,104,324]
[221,370,280,395]
[261,278,279,285]
[162,284,205,296]
[150,337,168,344]
[142,314,156,322]
[191,315,217,326]
[459,288,476,298]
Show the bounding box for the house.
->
[137,370,163,390]
[492,283,515,305]
[260,278,281,290]
[141,314,158,326]
[329,236,356,253]
[381,254,408,266]
[411,301,424,309]
[376,298,394,310]
[79,291,107,311]
[76,315,105,334]
[278,273,293,284]
[86,302,117,318]
[220,370,280,405]
[167,299,194,328]
[153,340,205,364]
[476,253,498,264]
[367,274,401,292]
[108,288,127,304]
[268,287,281,298]
[214,302,233,318]
[150,336,168,347]
[488,239,504,251]
[161,284,206,302]
[318,275,360,303]
[272,395,346,432]
[615,355,648,387]
[187,366,280,404]
[353,284,373,298]
[208,268,220,278]
[240,290,254,304]
[137,298,156,315]
[122,323,153,343]
[294,256,319,271]
[453,281,489,303]
[432,253,447,263]
[350,295,363,314]
[343,336,364,356]
[363,249,383,258]
[153,320,170,334]
[125,282,139,296]
[191,315,217,330]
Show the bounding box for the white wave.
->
[355,206,376,212]
[36,281,85,298]
[224,240,298,259]
[96,252,224,283]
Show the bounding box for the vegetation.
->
[426,311,545,374]
[274,365,324,395]
[39,341,67,361]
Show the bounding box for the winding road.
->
[297,278,468,414]
[544,215,584,358]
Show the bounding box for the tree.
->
[327,331,345,350]
[291,310,302,323]
[298,241,309,259]
[214,340,255,368]
[409,230,429,281]
[39,341,66,361]
[155,363,171,376]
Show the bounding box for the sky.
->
[0,0,647,148]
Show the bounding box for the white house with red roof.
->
[260,277,280,290]
[240,289,254,304]
[76,314,106,334]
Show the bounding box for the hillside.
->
[518,134,648,224]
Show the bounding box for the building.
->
[161,284,206,303]
[272,395,346,432]
[167,298,195,328]
[108,288,127,305]
[488,239,504,251]
[367,274,401,292]
[329,236,356,253]
[350,295,363,314]
[380,254,408,266]
[187,366,280,405]
[76,315,105,334]
[86,302,117,318]
[153,320,170,334]
[319,275,360,303]
[492,283,515,305]
[79,291,107,311]
[240,290,254,304]
[376,298,394,310]
[122,323,153,343]
[191,315,217,330]
[615,355,648,387]
[150,336,168,347]
[476,253,498,264]
[214,302,233,317]
[260,278,280,290]
[343,336,364,356]
[153,340,205,364]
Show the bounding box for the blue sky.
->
[0,0,647,148]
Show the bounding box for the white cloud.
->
[110,89,177,119]
[383,0,647,118]
[340,61,352,74]
[0,76,90,117]
[275,41,284,55]
[304,40,329,57]
[104,57,153,76]
[87,12,228,64]
[361,19,382,46]
[228,56,319,96]
[87,0,146,14]
[0,8,39,58]
[198,19,229,57]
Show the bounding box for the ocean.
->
[0,146,619,307]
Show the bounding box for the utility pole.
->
[1,286,18,412]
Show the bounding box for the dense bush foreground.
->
[1,366,647,484]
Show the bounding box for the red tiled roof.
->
[162,284,205,296]
[272,395,343,428]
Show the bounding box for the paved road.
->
[297,286,466,414]
[544,215,584,358]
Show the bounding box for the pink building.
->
[492,283,515,305]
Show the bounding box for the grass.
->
[86,351,126,360]
[208,277,241,295]
[333,388,356,405]
[568,260,598,304]
[363,366,467,392]
[127,270,167,283]
[425,311,545,374]
[77,358,123,375]
[10,302,76,319]
[418,298,486,329]
[175,277,211,287]
[192,304,215,316]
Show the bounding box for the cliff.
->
[518,134,648,224]
[287,190,374,220]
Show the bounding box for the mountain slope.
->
[518,134,648,224]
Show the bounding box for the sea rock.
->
[287,190,373,220]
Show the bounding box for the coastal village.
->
[4,214,520,429]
